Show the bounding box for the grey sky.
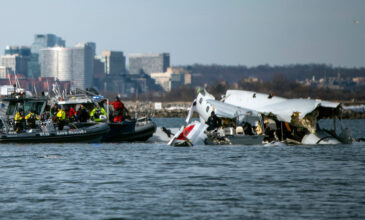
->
[0,0,364,67]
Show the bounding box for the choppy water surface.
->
[0,119,364,219]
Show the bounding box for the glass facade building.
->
[4,46,31,56]
[29,34,65,78]
[31,34,65,54]
[39,48,60,78]
[72,43,95,89]
[40,43,95,89]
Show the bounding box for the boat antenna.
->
[56,79,63,99]
[46,79,50,93]
[14,74,21,89]
[52,82,61,98]
[33,82,38,96]
[7,68,11,86]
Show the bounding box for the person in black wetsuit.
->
[77,104,89,122]
[206,111,221,131]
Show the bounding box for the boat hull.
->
[102,118,156,142]
[0,123,110,143]
[227,134,265,145]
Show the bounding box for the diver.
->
[14,108,25,133]
[25,109,39,129]
[90,104,107,122]
[206,111,221,131]
[242,122,254,135]
[56,106,66,130]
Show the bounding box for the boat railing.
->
[0,116,10,133]
[0,103,7,116]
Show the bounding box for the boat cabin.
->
[2,96,48,120]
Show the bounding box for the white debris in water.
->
[343,105,365,112]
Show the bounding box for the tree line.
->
[182,64,365,85]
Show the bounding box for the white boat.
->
[223,90,353,145]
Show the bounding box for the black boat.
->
[0,94,109,143]
[0,122,109,143]
[55,89,156,142]
[102,117,156,142]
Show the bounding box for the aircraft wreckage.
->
[166,89,353,146]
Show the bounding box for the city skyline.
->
[0,0,364,67]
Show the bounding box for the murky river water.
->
[0,118,364,219]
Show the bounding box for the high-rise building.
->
[39,48,59,78]
[29,34,65,78]
[101,51,126,75]
[27,54,41,78]
[40,42,95,89]
[128,53,170,75]
[1,54,30,76]
[59,48,73,82]
[73,43,95,89]
[31,34,65,54]
[0,66,11,79]
[93,58,105,90]
[1,46,31,77]
[39,47,73,81]
[4,46,31,56]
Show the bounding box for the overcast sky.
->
[0,0,364,67]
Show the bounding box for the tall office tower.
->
[31,34,65,54]
[39,47,73,81]
[39,48,57,78]
[27,55,41,78]
[128,53,170,75]
[40,42,95,90]
[72,42,95,89]
[101,51,126,75]
[57,48,73,82]
[29,34,65,78]
[93,57,105,90]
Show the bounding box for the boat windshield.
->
[6,101,46,116]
